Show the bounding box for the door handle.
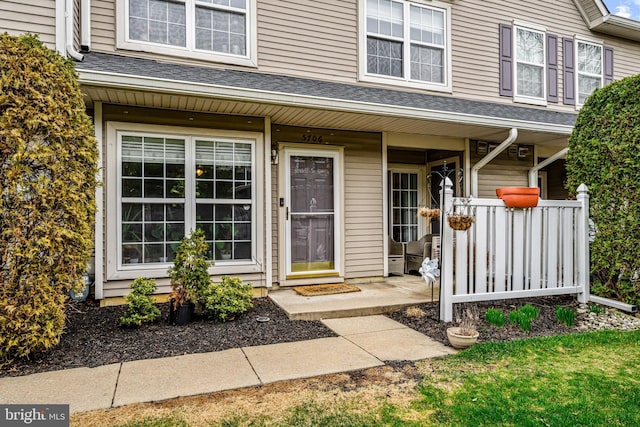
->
[286,206,289,220]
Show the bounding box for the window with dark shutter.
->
[604,47,614,85]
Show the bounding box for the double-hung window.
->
[576,40,603,105]
[361,0,451,91]
[514,24,545,102]
[118,0,256,66]
[110,123,262,279]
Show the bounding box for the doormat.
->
[293,283,361,296]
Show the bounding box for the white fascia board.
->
[78,69,574,135]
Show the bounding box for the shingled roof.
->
[76,52,577,128]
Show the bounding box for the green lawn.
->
[115,329,640,427]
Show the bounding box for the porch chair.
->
[405,234,435,273]
[388,236,405,276]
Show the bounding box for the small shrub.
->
[167,229,212,308]
[201,276,253,322]
[485,308,506,327]
[405,307,426,318]
[556,306,576,327]
[588,303,605,315]
[120,278,161,327]
[454,304,479,336]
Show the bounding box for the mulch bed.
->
[388,295,581,345]
[0,297,336,378]
[1,294,585,378]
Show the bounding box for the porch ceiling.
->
[82,85,569,147]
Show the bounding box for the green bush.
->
[120,278,161,327]
[555,306,577,327]
[567,74,640,307]
[167,229,212,308]
[485,309,506,327]
[519,304,540,320]
[0,34,98,363]
[201,276,253,323]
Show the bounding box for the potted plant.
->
[167,229,212,325]
[447,304,479,349]
[496,187,540,208]
[216,241,232,260]
[446,198,474,231]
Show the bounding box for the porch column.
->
[440,177,454,322]
[576,184,590,304]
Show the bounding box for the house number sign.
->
[301,134,324,143]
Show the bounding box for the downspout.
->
[66,0,84,61]
[471,128,518,197]
[80,0,91,51]
[528,147,568,187]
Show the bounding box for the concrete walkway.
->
[0,315,455,414]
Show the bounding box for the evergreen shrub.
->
[120,278,161,327]
[202,276,253,323]
[567,75,640,306]
[0,34,98,363]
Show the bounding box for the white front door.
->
[284,148,341,277]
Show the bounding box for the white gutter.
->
[55,0,66,54]
[470,128,518,197]
[78,70,575,135]
[66,0,84,61]
[80,0,91,51]
[528,147,568,187]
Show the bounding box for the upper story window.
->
[360,0,452,92]
[117,0,257,67]
[576,40,602,105]
[562,36,613,108]
[514,25,545,101]
[499,21,558,106]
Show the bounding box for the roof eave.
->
[77,68,574,136]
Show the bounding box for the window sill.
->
[117,40,258,68]
[107,261,263,281]
[359,73,452,93]
[513,95,548,107]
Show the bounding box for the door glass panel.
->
[390,171,419,243]
[289,155,335,273]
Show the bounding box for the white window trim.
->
[388,164,427,243]
[512,21,547,106]
[358,0,452,93]
[116,0,258,67]
[574,36,604,109]
[106,122,264,281]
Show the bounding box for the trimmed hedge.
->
[0,34,98,363]
[566,74,640,306]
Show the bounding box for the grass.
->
[101,329,640,427]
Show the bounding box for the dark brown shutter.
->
[547,34,558,102]
[563,37,575,105]
[604,47,614,85]
[499,24,513,97]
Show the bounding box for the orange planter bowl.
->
[496,187,540,208]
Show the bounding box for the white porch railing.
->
[439,178,590,322]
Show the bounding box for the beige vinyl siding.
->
[92,0,115,53]
[0,0,57,48]
[471,145,533,199]
[257,0,357,82]
[74,0,81,50]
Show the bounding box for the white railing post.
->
[440,177,455,322]
[576,184,590,303]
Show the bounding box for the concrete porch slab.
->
[242,337,383,384]
[269,276,437,320]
